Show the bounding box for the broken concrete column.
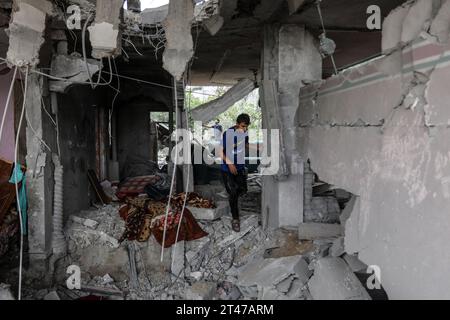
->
[25,73,56,272]
[88,0,123,59]
[162,0,195,80]
[308,257,371,300]
[6,0,53,67]
[260,24,322,228]
[190,79,256,123]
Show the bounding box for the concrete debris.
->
[6,0,53,67]
[191,79,256,123]
[0,283,15,300]
[308,257,371,300]
[88,0,123,59]
[330,237,345,257]
[188,201,229,220]
[185,281,217,300]
[70,216,99,229]
[162,0,195,80]
[298,223,342,240]
[237,255,311,299]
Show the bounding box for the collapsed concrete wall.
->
[297,0,450,299]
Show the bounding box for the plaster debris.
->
[308,257,371,300]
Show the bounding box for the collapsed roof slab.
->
[190,78,256,123]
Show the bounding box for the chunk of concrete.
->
[237,255,311,290]
[70,215,99,229]
[330,237,345,257]
[185,281,217,300]
[308,257,371,300]
[188,201,229,221]
[342,254,368,273]
[0,284,15,300]
[298,223,342,240]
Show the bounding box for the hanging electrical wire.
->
[170,24,201,274]
[160,77,180,262]
[316,0,338,75]
[14,66,29,301]
[82,12,95,89]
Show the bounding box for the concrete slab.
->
[308,257,371,300]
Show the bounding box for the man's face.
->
[236,122,249,133]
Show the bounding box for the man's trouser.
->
[221,170,248,220]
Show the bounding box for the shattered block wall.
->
[297,0,450,299]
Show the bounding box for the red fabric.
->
[152,209,208,248]
[116,175,161,200]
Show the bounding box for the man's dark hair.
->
[236,113,251,125]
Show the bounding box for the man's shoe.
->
[232,219,240,232]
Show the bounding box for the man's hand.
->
[228,164,238,175]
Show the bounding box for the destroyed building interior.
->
[1,0,450,301]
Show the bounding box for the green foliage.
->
[187,86,262,141]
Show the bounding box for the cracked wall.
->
[297,0,450,299]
